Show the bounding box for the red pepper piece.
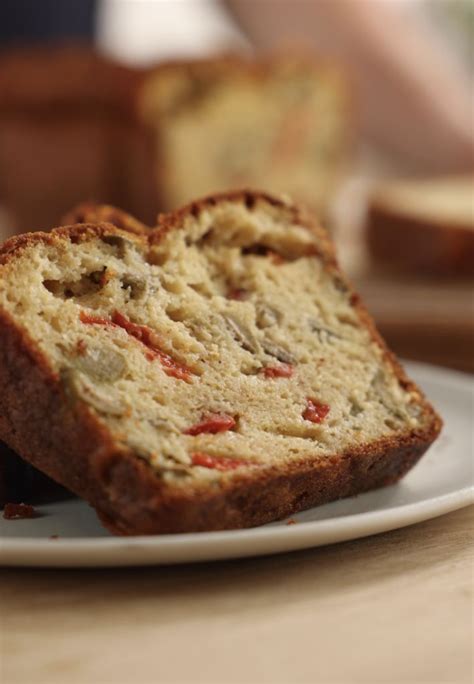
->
[111,310,158,347]
[79,311,115,327]
[261,363,294,379]
[3,503,37,520]
[112,311,193,382]
[80,309,193,382]
[191,452,249,471]
[305,245,320,258]
[184,413,236,436]
[302,398,330,423]
[149,350,192,382]
[267,250,285,265]
[76,339,88,355]
[227,288,248,301]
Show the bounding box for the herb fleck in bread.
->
[0,191,441,534]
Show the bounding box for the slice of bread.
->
[137,56,349,216]
[367,176,474,276]
[0,202,151,508]
[0,191,441,534]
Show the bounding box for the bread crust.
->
[61,202,152,234]
[367,202,474,277]
[0,192,441,534]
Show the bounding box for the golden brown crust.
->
[95,435,434,535]
[155,188,339,267]
[0,191,442,534]
[367,202,474,277]
[0,221,146,266]
[61,202,153,234]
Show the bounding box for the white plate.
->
[0,361,472,567]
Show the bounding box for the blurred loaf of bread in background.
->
[0,46,350,236]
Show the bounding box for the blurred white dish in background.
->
[97,0,249,65]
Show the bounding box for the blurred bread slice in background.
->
[0,46,350,236]
[137,55,349,217]
[367,176,474,277]
[335,175,474,373]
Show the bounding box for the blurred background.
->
[0,0,472,371]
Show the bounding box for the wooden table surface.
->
[1,505,472,684]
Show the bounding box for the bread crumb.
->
[3,502,38,519]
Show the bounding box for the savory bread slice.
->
[0,202,153,508]
[0,191,441,534]
[138,56,349,216]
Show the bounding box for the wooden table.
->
[1,505,472,684]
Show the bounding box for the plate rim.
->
[1,491,472,567]
[1,360,473,566]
